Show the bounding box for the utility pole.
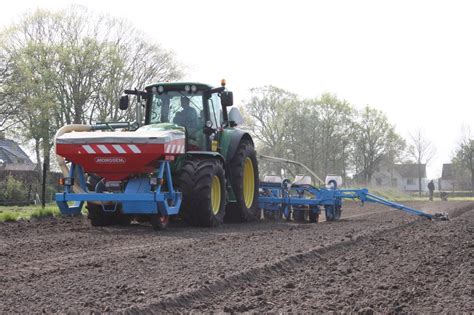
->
[41,156,49,209]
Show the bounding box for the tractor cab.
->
[120,81,234,151]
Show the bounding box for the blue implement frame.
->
[258,182,437,220]
[55,160,182,217]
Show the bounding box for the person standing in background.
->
[427,180,435,201]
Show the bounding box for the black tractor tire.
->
[87,203,116,227]
[225,140,259,222]
[293,207,306,222]
[176,157,226,227]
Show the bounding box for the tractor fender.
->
[186,151,225,164]
[222,129,254,162]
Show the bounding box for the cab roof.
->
[144,82,214,91]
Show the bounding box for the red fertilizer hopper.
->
[56,128,185,181]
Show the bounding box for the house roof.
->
[441,163,454,179]
[0,139,33,165]
[4,163,37,171]
[394,163,426,178]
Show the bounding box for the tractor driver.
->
[173,96,199,136]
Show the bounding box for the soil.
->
[0,200,472,313]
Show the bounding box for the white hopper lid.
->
[56,129,185,144]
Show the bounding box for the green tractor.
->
[116,80,260,227]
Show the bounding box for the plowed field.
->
[1,201,472,313]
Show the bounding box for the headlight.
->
[157,86,164,93]
[184,85,191,92]
[191,85,197,92]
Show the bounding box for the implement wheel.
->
[225,140,259,222]
[335,205,342,220]
[87,203,115,227]
[325,205,341,221]
[324,205,335,222]
[176,157,226,227]
[151,215,169,230]
[264,209,282,221]
[309,208,319,223]
[293,207,306,222]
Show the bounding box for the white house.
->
[439,163,470,191]
[370,163,428,192]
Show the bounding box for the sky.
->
[1,0,473,178]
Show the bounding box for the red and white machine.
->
[56,128,185,181]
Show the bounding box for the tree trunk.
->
[471,165,474,197]
[418,163,422,198]
[34,139,43,183]
[41,155,49,209]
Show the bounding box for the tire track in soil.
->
[0,204,406,278]
[1,241,184,278]
[1,201,471,313]
[1,204,408,279]
[124,203,474,314]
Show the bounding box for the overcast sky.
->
[1,0,473,178]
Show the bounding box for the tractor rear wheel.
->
[176,157,226,227]
[225,140,259,222]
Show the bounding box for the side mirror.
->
[228,107,244,126]
[119,95,129,110]
[221,91,234,107]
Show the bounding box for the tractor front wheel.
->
[225,140,259,222]
[176,157,226,227]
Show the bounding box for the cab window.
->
[209,93,223,128]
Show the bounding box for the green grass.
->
[0,204,61,222]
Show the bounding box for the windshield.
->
[149,91,204,132]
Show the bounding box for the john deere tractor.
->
[55,80,259,228]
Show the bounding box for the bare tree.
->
[453,126,474,194]
[352,106,405,184]
[407,128,436,197]
[244,86,299,175]
[245,88,358,181]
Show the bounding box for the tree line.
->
[242,86,473,193]
[0,7,471,195]
[242,86,406,184]
[0,6,182,177]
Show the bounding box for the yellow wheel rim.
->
[211,175,221,215]
[243,157,255,208]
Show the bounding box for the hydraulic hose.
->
[54,124,93,194]
[258,154,325,186]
